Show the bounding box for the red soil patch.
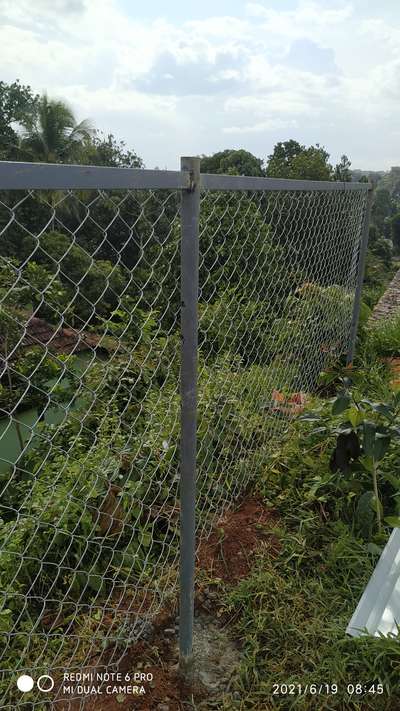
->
[54,609,201,711]
[386,357,400,387]
[380,357,400,389]
[53,497,277,709]
[196,497,279,584]
[0,315,108,358]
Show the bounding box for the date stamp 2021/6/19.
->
[272,683,384,697]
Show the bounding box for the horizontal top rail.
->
[200,173,372,192]
[0,160,371,192]
[0,161,191,191]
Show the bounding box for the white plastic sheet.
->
[347,529,400,637]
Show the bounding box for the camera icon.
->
[17,674,54,693]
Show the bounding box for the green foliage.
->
[390,213,400,252]
[372,189,394,235]
[22,261,70,322]
[0,80,39,160]
[301,380,400,533]
[334,154,352,182]
[265,139,333,181]
[269,284,353,387]
[1,99,397,702]
[19,93,94,163]
[199,290,272,365]
[200,149,264,176]
[81,131,143,168]
[361,187,396,311]
[370,237,393,267]
[21,231,128,322]
[362,249,396,310]
[367,315,400,358]
[196,192,297,304]
[221,517,398,710]
[215,360,400,708]
[97,296,158,344]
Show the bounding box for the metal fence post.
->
[347,186,374,365]
[179,156,200,678]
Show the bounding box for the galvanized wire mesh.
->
[196,187,367,536]
[0,170,368,708]
[0,185,182,708]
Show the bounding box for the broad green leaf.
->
[141,532,152,548]
[371,495,383,517]
[372,403,394,420]
[319,371,336,384]
[355,491,375,538]
[360,455,374,473]
[336,426,353,435]
[360,398,374,408]
[332,391,351,415]
[374,434,391,461]
[363,421,376,457]
[384,516,400,528]
[383,472,400,489]
[348,407,363,428]
[299,413,321,422]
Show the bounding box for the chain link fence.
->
[0,160,370,707]
[196,185,369,531]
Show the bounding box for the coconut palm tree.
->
[17,95,96,231]
[19,94,94,163]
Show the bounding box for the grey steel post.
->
[179,156,200,677]
[347,186,374,365]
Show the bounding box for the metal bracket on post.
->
[179,156,200,681]
[346,185,374,366]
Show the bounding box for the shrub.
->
[367,314,400,357]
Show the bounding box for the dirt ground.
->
[51,496,277,710]
[196,497,279,584]
[386,356,400,387]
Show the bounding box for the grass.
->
[367,314,400,358]
[206,326,400,711]
[218,516,400,709]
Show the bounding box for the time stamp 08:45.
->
[272,683,384,697]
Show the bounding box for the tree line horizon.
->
[0,78,362,182]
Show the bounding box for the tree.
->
[82,132,144,168]
[390,213,400,252]
[0,80,39,160]
[370,237,392,267]
[19,94,94,163]
[371,189,394,235]
[200,149,264,176]
[334,155,352,182]
[21,231,129,324]
[368,224,379,245]
[265,140,333,181]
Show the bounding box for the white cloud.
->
[246,1,353,31]
[224,118,298,134]
[0,0,399,169]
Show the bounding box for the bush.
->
[199,290,273,365]
[367,314,400,357]
[269,283,353,388]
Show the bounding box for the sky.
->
[0,0,399,171]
